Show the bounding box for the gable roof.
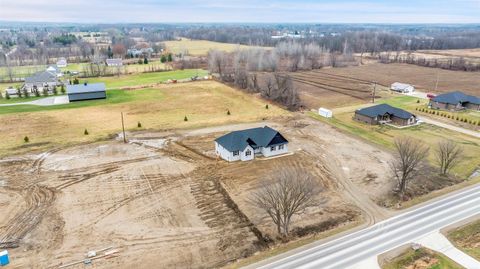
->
[215,126,288,152]
[67,83,106,94]
[356,104,415,120]
[25,71,57,84]
[391,82,413,90]
[433,91,480,105]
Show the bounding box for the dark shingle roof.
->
[25,71,57,84]
[356,104,414,120]
[215,126,288,152]
[67,83,106,94]
[433,91,480,105]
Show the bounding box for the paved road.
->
[420,117,480,138]
[251,184,480,269]
[0,96,69,107]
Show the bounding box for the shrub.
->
[266,104,269,109]
[52,86,58,95]
[143,57,148,64]
[456,116,459,120]
[23,89,29,98]
[160,55,167,63]
[35,90,41,97]
[61,85,66,94]
[416,99,420,103]
[184,115,188,121]
[84,129,89,135]
[436,111,439,115]
[137,122,142,128]
[5,92,10,99]
[227,110,231,115]
[24,136,29,143]
[447,115,451,118]
[73,78,79,85]
[42,87,48,96]
[138,59,143,64]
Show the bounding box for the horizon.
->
[1,0,480,24]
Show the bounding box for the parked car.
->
[427,93,436,99]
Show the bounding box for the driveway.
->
[420,116,480,138]
[0,96,69,107]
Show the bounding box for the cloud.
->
[0,0,479,23]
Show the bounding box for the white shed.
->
[318,107,333,118]
[391,82,415,94]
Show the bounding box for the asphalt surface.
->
[252,184,480,269]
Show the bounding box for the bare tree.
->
[208,49,227,78]
[390,137,430,197]
[250,168,321,237]
[435,140,463,175]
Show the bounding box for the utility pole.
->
[372,81,377,103]
[434,71,440,92]
[121,112,127,143]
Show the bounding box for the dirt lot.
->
[0,115,398,268]
[317,63,480,96]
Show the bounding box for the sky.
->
[0,0,480,24]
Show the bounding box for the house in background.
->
[430,91,480,111]
[106,58,123,67]
[215,126,289,162]
[23,70,61,93]
[390,82,415,94]
[355,104,418,126]
[67,82,106,102]
[56,57,68,68]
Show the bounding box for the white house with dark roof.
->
[23,70,61,93]
[56,57,67,68]
[390,82,415,94]
[215,126,289,162]
[67,82,106,102]
[430,91,480,111]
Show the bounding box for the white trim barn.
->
[214,126,289,162]
[390,82,415,94]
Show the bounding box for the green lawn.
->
[85,69,207,88]
[0,89,156,115]
[448,219,480,260]
[382,248,463,269]
[309,104,480,178]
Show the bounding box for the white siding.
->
[261,144,288,158]
[240,145,254,161]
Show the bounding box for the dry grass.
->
[164,38,270,56]
[0,81,289,156]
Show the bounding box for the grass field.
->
[84,69,207,88]
[164,38,270,56]
[382,248,463,269]
[309,98,480,178]
[0,80,288,157]
[448,219,480,260]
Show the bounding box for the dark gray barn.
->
[67,83,106,102]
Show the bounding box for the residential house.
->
[67,82,106,102]
[430,91,480,111]
[56,57,67,68]
[106,58,123,67]
[215,126,289,162]
[354,104,418,126]
[390,82,415,94]
[23,71,60,93]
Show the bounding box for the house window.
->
[270,146,276,151]
[246,150,252,156]
[233,151,239,156]
[278,144,284,150]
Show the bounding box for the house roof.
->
[433,91,480,105]
[391,82,413,90]
[25,71,57,84]
[356,104,415,120]
[67,83,106,94]
[215,126,288,152]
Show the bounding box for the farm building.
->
[390,82,415,94]
[67,83,106,102]
[23,71,61,93]
[106,58,123,67]
[215,126,288,162]
[318,107,333,118]
[354,104,418,126]
[56,57,67,68]
[4,87,17,97]
[429,91,480,111]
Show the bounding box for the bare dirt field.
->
[318,63,480,96]
[290,70,383,109]
[0,115,398,268]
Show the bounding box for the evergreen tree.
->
[137,122,142,128]
[184,115,188,121]
[24,136,29,143]
[73,78,79,85]
[144,57,148,64]
[52,86,58,95]
[167,53,173,62]
[84,129,89,135]
[61,85,66,94]
[160,55,167,63]
[23,88,29,98]
[227,109,231,115]
[5,92,10,99]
